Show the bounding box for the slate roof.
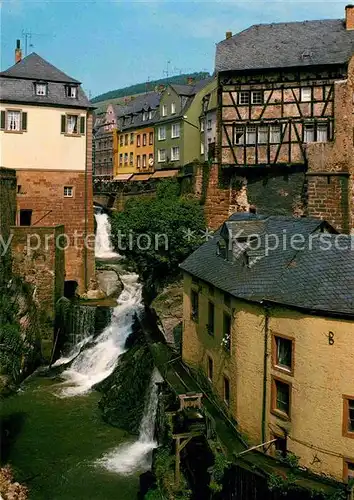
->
[118,91,161,131]
[180,214,354,316]
[215,19,354,72]
[0,53,92,109]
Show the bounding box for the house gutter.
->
[261,301,270,446]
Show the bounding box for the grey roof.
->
[180,214,354,316]
[0,53,92,109]
[216,19,354,72]
[119,92,161,130]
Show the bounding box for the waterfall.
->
[57,273,143,397]
[95,211,120,259]
[97,368,162,475]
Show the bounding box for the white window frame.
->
[158,149,166,162]
[200,119,205,132]
[251,90,263,105]
[64,186,73,198]
[66,114,79,135]
[148,110,152,120]
[301,87,311,102]
[6,110,21,131]
[270,125,281,143]
[35,83,47,96]
[317,124,328,142]
[171,146,180,161]
[142,111,148,121]
[162,104,167,117]
[304,123,315,143]
[234,125,245,145]
[246,125,256,145]
[171,123,180,138]
[67,86,77,98]
[171,102,176,114]
[258,125,268,144]
[158,126,166,141]
[239,91,250,105]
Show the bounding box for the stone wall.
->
[11,225,65,320]
[0,168,17,282]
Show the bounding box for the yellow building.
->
[181,214,354,484]
[113,92,160,177]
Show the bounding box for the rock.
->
[81,289,106,300]
[96,269,123,297]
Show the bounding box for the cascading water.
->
[95,209,120,259]
[97,368,162,475]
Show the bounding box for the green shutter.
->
[61,115,66,133]
[80,116,85,134]
[0,111,5,130]
[21,112,27,131]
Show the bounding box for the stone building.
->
[206,6,354,231]
[0,44,95,293]
[180,213,354,484]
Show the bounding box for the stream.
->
[0,210,159,500]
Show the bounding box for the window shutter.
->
[21,112,27,131]
[80,116,85,134]
[0,111,5,130]
[61,115,66,133]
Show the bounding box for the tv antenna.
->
[22,29,55,56]
[163,60,171,80]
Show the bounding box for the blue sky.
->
[1,0,349,98]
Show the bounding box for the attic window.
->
[142,111,148,121]
[217,239,227,259]
[66,86,78,98]
[35,82,47,96]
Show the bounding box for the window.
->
[317,124,328,142]
[148,153,154,167]
[343,397,354,438]
[344,459,354,482]
[124,153,128,165]
[239,91,250,105]
[142,111,148,121]
[234,125,245,145]
[64,186,73,197]
[171,146,180,161]
[66,115,79,134]
[66,86,77,98]
[201,142,205,155]
[270,125,281,143]
[124,134,128,146]
[6,110,21,131]
[149,132,153,145]
[142,154,147,168]
[158,126,166,140]
[162,104,167,117]
[258,126,268,144]
[223,376,230,405]
[171,102,176,114]
[207,119,212,130]
[191,289,199,322]
[207,356,213,381]
[143,133,147,146]
[304,124,315,143]
[223,313,231,352]
[120,135,124,147]
[148,110,152,120]
[158,149,166,162]
[200,119,205,132]
[207,301,214,336]
[119,153,123,166]
[252,90,263,105]
[272,377,291,419]
[246,126,256,145]
[137,155,141,168]
[137,134,141,147]
[35,83,47,96]
[129,152,134,165]
[301,87,311,102]
[171,123,180,138]
[19,209,32,226]
[130,133,134,144]
[273,335,294,374]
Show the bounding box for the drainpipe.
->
[84,111,89,291]
[261,302,270,446]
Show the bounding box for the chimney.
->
[346,4,354,30]
[15,39,22,63]
[225,31,233,39]
[187,77,195,85]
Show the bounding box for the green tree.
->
[111,179,205,293]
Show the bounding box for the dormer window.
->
[142,111,148,121]
[66,86,78,98]
[35,82,47,96]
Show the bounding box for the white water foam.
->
[52,336,93,368]
[95,211,120,259]
[97,368,162,475]
[57,273,143,397]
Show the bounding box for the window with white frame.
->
[158,126,166,140]
[171,102,176,114]
[171,123,180,138]
[142,111,148,121]
[64,186,73,197]
[301,87,311,102]
[200,119,205,132]
[142,154,147,167]
[239,91,250,105]
[162,104,167,117]
[317,124,328,142]
[137,155,141,168]
[304,123,315,142]
[158,149,166,162]
[171,146,180,161]
[270,125,281,143]
[35,83,47,96]
[258,126,268,144]
[246,126,256,145]
[6,110,21,131]
[124,153,128,165]
[66,86,77,98]
[148,110,152,119]
[234,125,245,145]
[251,90,263,105]
[66,115,79,134]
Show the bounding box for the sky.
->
[0,0,350,98]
